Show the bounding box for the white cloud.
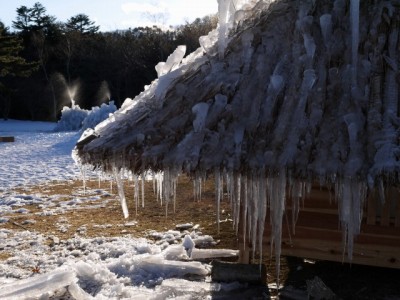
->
[121,2,167,15]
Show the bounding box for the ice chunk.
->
[319,14,332,47]
[302,69,317,92]
[68,282,94,300]
[158,278,221,294]
[192,103,210,132]
[191,248,239,260]
[176,223,194,230]
[155,45,187,77]
[139,255,209,277]
[0,269,76,299]
[162,244,189,261]
[81,101,117,132]
[199,29,219,55]
[217,0,232,58]
[303,33,316,59]
[182,235,195,257]
[270,74,284,93]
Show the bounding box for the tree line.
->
[0,2,217,121]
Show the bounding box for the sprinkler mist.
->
[96,80,111,106]
[54,72,81,108]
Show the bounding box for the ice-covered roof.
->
[75,0,400,185]
[74,0,400,276]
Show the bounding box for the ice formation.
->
[0,227,242,299]
[74,0,400,282]
[155,45,187,77]
[54,100,117,132]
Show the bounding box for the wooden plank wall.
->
[238,186,400,269]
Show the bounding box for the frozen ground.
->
[0,120,267,299]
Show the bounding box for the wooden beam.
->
[211,260,266,284]
[0,136,15,142]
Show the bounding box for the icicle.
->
[243,176,248,246]
[215,169,221,234]
[162,168,178,218]
[221,172,224,201]
[269,171,286,287]
[133,174,139,216]
[152,175,156,195]
[290,181,303,234]
[336,178,367,260]
[141,175,145,208]
[196,176,202,201]
[80,165,87,195]
[234,174,242,235]
[164,169,171,217]
[350,0,360,87]
[229,173,241,235]
[217,0,237,59]
[194,172,206,202]
[248,175,260,260]
[226,173,232,202]
[112,166,129,219]
[173,176,177,214]
[258,175,267,265]
[155,172,163,205]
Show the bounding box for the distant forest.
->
[0,2,217,121]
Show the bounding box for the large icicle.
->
[162,168,179,217]
[217,0,232,59]
[269,171,287,286]
[112,166,129,219]
[336,178,367,260]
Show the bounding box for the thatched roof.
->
[76,0,399,184]
[74,0,400,270]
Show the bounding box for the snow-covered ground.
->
[0,120,264,299]
[0,119,82,189]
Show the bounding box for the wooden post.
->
[0,136,14,142]
[211,260,266,284]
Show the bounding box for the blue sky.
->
[1,0,218,31]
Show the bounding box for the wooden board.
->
[238,186,400,269]
[0,136,15,142]
[211,261,266,284]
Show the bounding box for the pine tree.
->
[65,14,99,35]
[0,22,37,119]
